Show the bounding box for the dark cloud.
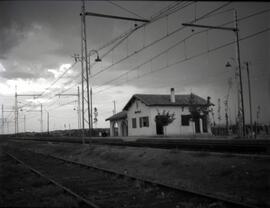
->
[0,3,33,58]
[0,61,43,79]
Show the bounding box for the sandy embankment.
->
[7,141,270,207]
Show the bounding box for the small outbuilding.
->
[106,88,213,137]
[105,111,128,137]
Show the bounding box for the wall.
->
[150,106,195,136]
[127,99,153,136]
[127,99,197,136]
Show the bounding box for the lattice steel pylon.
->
[14,90,42,134]
[78,0,149,140]
[80,0,91,141]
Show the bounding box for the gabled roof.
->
[123,93,212,111]
[105,111,127,121]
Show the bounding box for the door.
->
[155,116,164,135]
[202,116,208,133]
[194,118,201,133]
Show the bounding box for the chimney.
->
[207,96,211,105]
[170,88,175,103]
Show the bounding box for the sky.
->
[0,1,269,133]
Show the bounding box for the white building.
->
[106,88,213,137]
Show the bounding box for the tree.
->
[188,93,209,121]
[155,110,175,127]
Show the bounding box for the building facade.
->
[106,89,213,137]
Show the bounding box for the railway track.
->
[8,136,270,155]
[5,147,258,208]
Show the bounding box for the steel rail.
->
[5,152,100,208]
[9,137,270,155]
[41,151,258,208]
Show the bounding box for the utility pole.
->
[15,89,18,134]
[1,104,4,134]
[24,115,26,132]
[6,120,9,134]
[15,93,42,133]
[113,100,116,115]
[77,86,81,129]
[80,3,148,138]
[225,78,233,135]
[234,10,245,137]
[81,0,91,137]
[2,107,14,134]
[182,9,246,137]
[217,98,221,135]
[47,111,49,134]
[90,87,93,129]
[255,105,261,137]
[224,100,229,135]
[55,89,81,130]
[26,106,44,133]
[245,62,253,137]
[80,0,85,142]
[40,104,43,132]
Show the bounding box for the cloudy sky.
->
[0,1,269,133]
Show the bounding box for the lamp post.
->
[73,50,101,141]
[226,60,253,137]
[183,10,246,137]
[245,62,253,137]
[43,109,49,134]
[225,58,241,137]
[79,0,149,138]
[88,49,101,130]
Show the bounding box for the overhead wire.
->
[2,2,221,130]
[17,62,79,111]
[89,1,194,74]
[94,1,189,53]
[20,1,191,113]
[59,6,270,100]
[90,2,232,78]
[92,2,238,91]
[107,1,146,19]
[94,26,270,95]
[93,7,270,92]
[48,1,196,105]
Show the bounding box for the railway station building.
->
[106,88,213,137]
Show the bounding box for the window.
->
[132,118,137,128]
[181,115,190,126]
[139,116,149,127]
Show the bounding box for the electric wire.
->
[56,6,270,101]
[94,27,269,95]
[107,1,146,19]
[17,62,78,110]
[91,2,232,78]
[41,1,195,110]
[93,8,270,93]
[17,2,190,114]
[90,1,194,71]
[94,1,190,53]
[39,2,234,113]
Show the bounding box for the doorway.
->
[202,116,208,133]
[155,116,164,135]
[194,118,201,133]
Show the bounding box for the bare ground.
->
[4,140,270,207]
[0,147,80,207]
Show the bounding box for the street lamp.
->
[73,50,101,140]
[226,58,242,137]
[182,9,246,137]
[88,49,102,132]
[226,59,253,138]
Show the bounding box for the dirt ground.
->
[5,140,270,207]
[0,146,80,207]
